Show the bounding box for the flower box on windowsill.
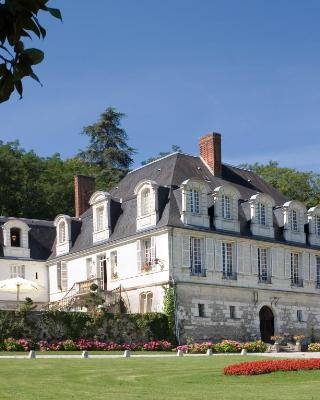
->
[111,272,118,280]
[141,263,153,273]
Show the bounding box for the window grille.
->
[222,242,233,277]
[189,189,200,214]
[190,237,202,274]
[221,195,231,219]
[257,203,266,225]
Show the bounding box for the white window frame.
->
[221,195,231,219]
[190,237,203,275]
[95,206,105,232]
[189,189,200,214]
[222,242,234,278]
[257,203,266,226]
[291,252,300,286]
[140,188,152,216]
[290,209,299,232]
[258,248,270,283]
[58,221,66,243]
[10,265,25,279]
[140,292,153,313]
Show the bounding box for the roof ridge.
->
[128,152,181,174]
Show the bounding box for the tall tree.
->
[240,161,320,208]
[0,0,62,103]
[141,145,182,165]
[79,107,135,189]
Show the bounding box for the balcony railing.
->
[222,271,237,280]
[191,269,206,277]
[258,276,272,284]
[78,278,102,294]
[291,278,303,288]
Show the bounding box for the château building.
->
[1,133,320,343]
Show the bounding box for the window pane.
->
[290,210,298,231]
[141,189,151,215]
[257,203,266,225]
[190,237,202,273]
[258,248,268,281]
[222,195,231,219]
[96,206,104,231]
[189,189,200,214]
[222,242,233,276]
[291,253,300,284]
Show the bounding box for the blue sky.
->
[1,0,320,170]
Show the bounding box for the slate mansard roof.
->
[50,152,291,259]
[0,217,56,260]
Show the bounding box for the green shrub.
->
[214,340,241,353]
[62,339,78,351]
[241,340,267,353]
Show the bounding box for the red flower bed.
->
[224,359,320,376]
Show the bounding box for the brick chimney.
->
[199,132,222,176]
[74,175,96,218]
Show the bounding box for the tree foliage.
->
[141,145,182,165]
[0,140,97,219]
[0,0,61,103]
[79,107,136,189]
[240,161,320,208]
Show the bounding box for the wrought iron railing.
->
[191,269,207,277]
[258,276,272,284]
[291,278,303,287]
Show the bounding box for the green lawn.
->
[0,356,320,399]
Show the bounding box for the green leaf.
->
[0,63,7,75]
[0,72,14,103]
[22,48,44,65]
[30,71,42,86]
[14,79,23,98]
[46,7,62,21]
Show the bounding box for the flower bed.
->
[308,343,320,352]
[224,359,320,375]
[175,340,267,354]
[0,338,173,352]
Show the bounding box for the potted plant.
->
[142,263,152,272]
[293,335,305,352]
[271,335,283,352]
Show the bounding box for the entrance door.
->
[259,306,274,342]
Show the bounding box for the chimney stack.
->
[74,175,96,218]
[199,132,222,176]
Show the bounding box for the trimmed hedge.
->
[0,310,170,343]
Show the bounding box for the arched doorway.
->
[259,306,274,342]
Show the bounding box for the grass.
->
[0,356,320,399]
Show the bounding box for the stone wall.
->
[175,282,320,343]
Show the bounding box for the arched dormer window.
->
[283,200,306,244]
[89,191,111,243]
[181,179,209,228]
[249,193,275,238]
[2,219,30,258]
[54,215,72,256]
[212,184,240,233]
[308,205,320,246]
[134,180,159,230]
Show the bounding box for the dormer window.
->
[307,205,320,246]
[2,219,30,258]
[283,200,306,244]
[249,193,275,238]
[54,215,72,256]
[134,180,159,231]
[89,191,111,243]
[213,184,240,233]
[181,179,209,228]
[189,189,200,214]
[10,228,21,247]
[221,195,231,219]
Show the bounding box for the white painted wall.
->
[48,232,170,312]
[0,258,48,308]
